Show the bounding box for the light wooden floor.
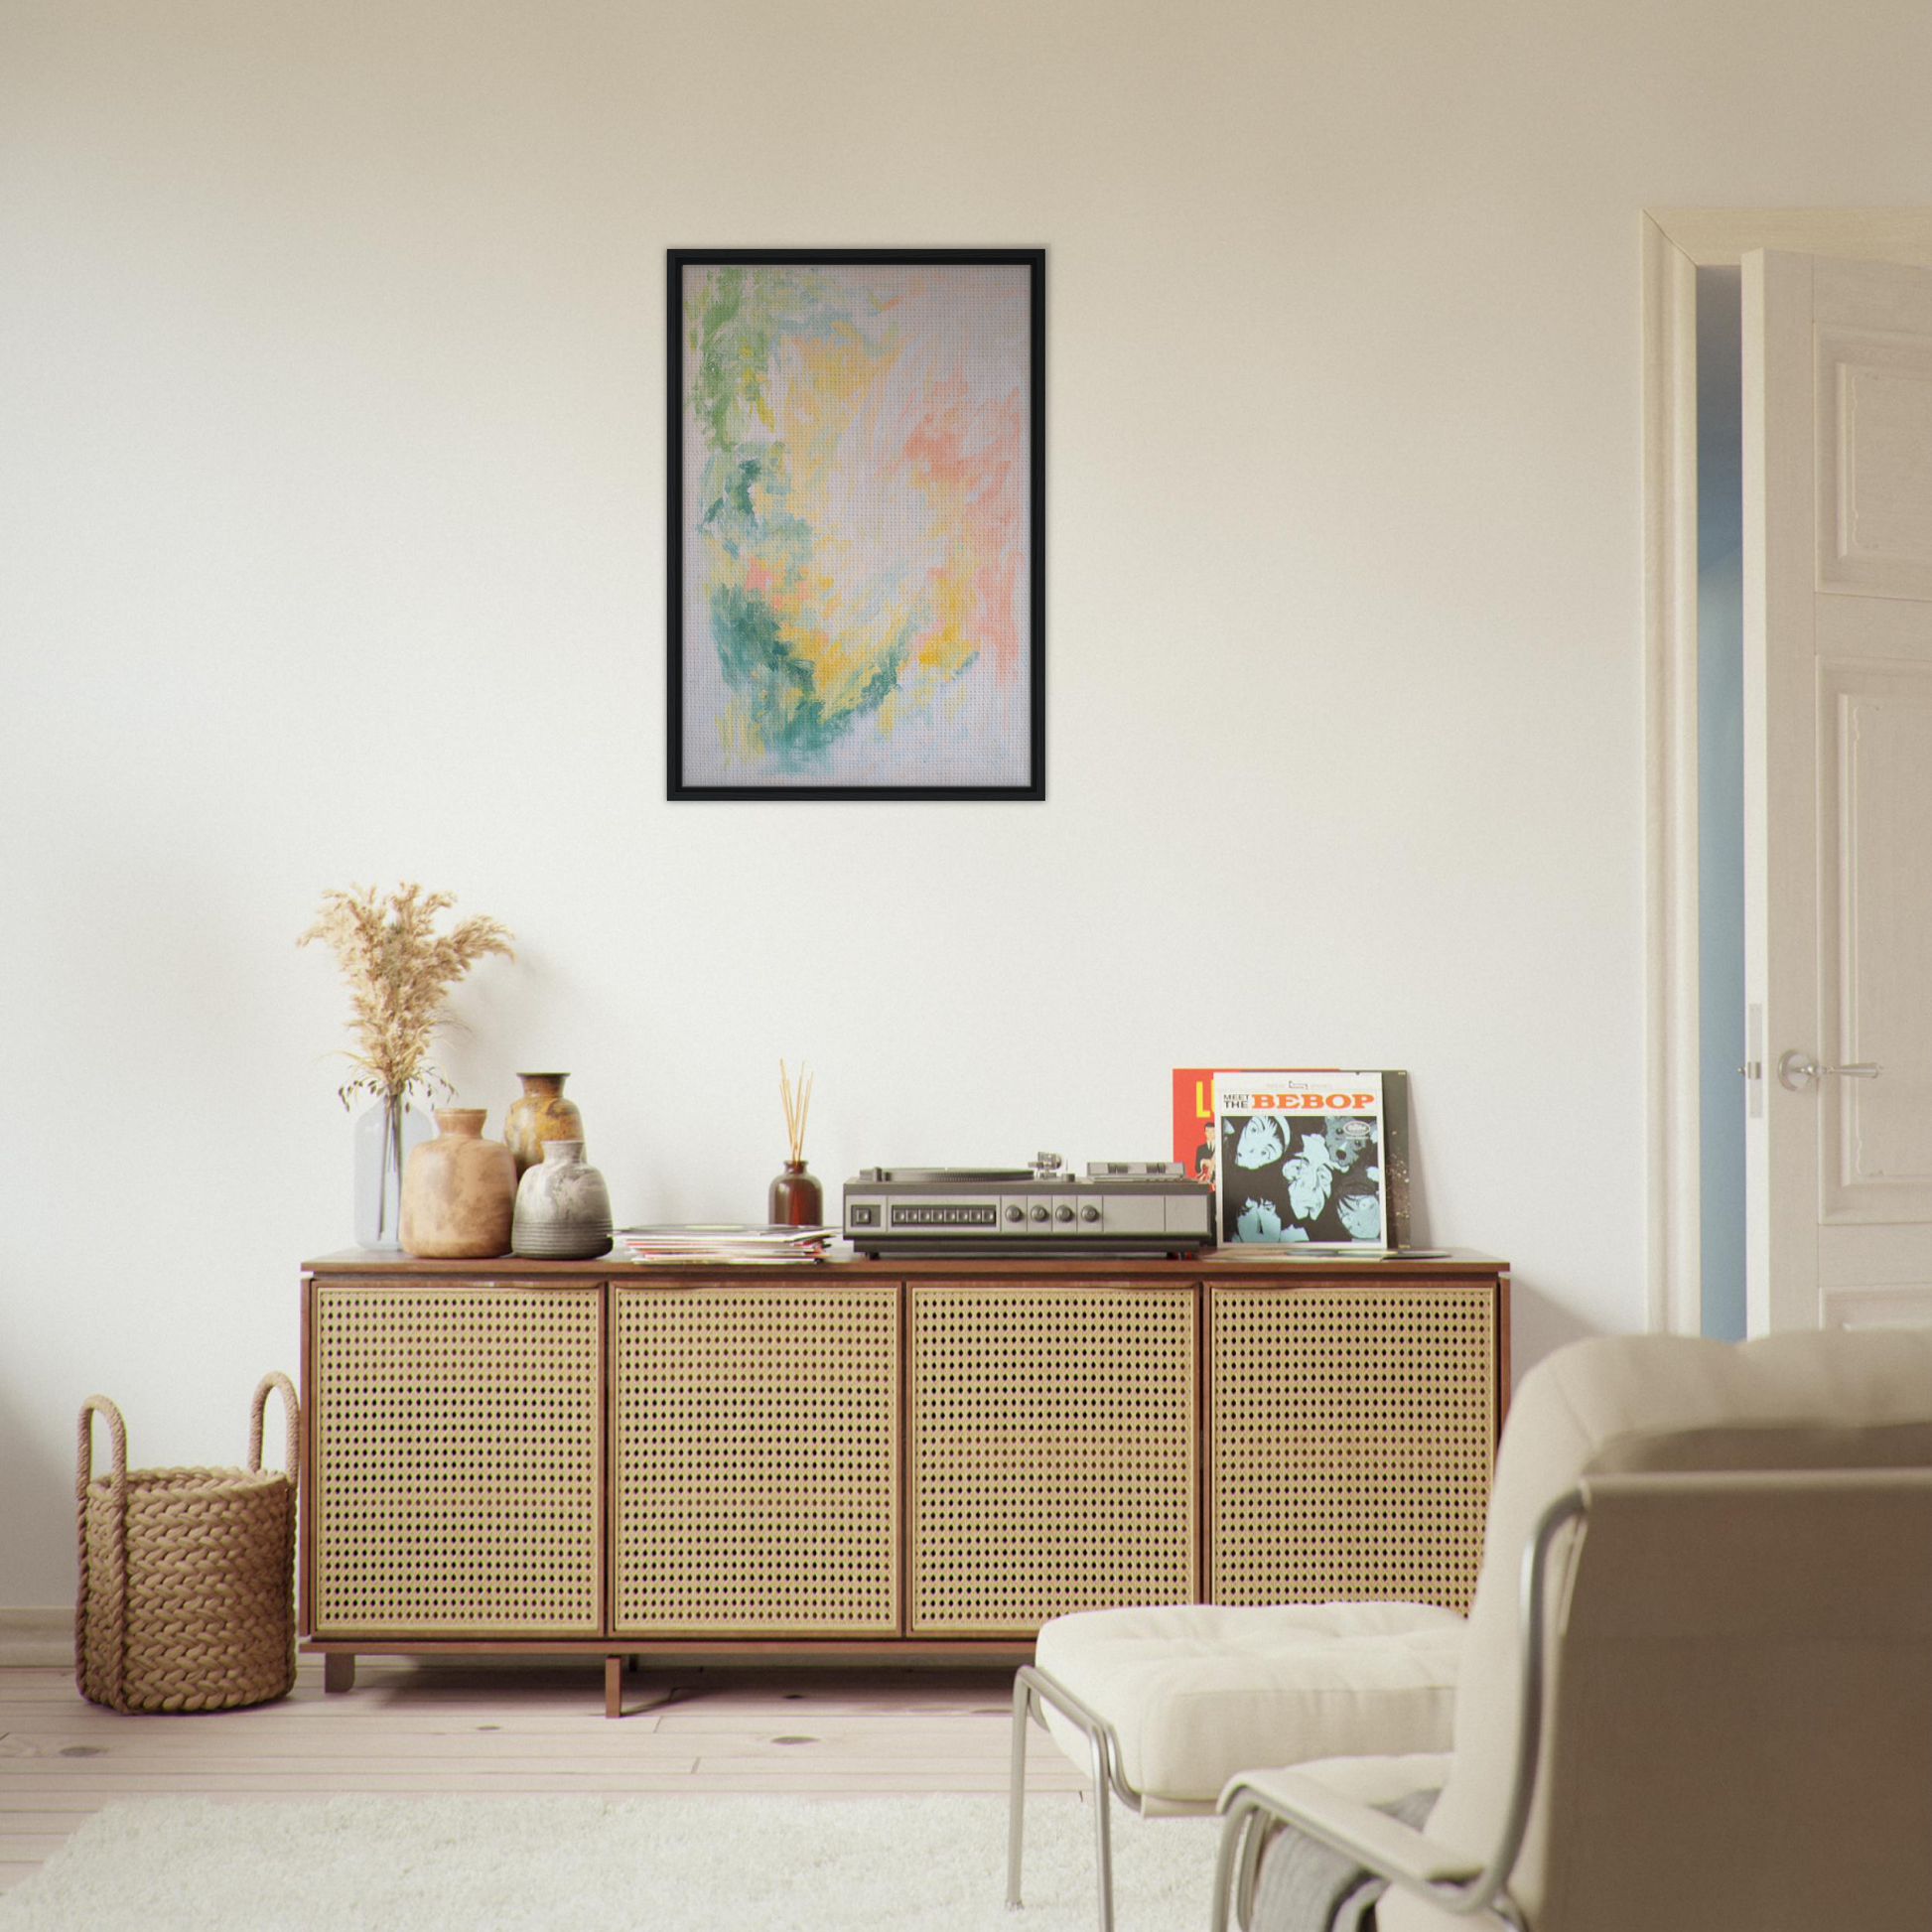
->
[0,1656,1085,1892]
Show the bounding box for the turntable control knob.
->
[1055,1204,1075,1223]
[1030,1205,1050,1223]
[1005,1204,1025,1223]
[1080,1205,1101,1223]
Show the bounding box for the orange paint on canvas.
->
[898,369,1024,681]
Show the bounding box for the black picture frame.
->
[667,248,1045,801]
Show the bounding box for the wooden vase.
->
[400,1109,515,1258]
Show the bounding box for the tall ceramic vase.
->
[503,1073,586,1178]
[400,1109,515,1259]
[352,1094,433,1250]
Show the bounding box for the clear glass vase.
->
[352,1094,432,1249]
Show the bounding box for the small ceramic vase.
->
[503,1072,586,1177]
[512,1141,614,1259]
[768,1160,824,1228]
[400,1109,515,1258]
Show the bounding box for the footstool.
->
[1006,1601,1465,1932]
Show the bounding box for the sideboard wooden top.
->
[305,1247,1507,1281]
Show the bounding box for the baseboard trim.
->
[0,1606,71,1667]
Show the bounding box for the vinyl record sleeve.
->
[1172,1067,1411,1248]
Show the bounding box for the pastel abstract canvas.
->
[669,253,1041,797]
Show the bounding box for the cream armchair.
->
[1212,1328,1932,1932]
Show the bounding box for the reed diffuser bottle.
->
[768,1058,823,1226]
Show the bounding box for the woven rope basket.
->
[75,1373,300,1714]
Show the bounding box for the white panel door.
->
[1745,250,1932,1331]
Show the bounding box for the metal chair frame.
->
[1008,1661,1196,1932]
[1206,1484,1594,1932]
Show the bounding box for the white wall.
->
[4,0,1928,1604]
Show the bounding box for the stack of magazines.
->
[613,1224,838,1265]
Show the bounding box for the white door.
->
[1744,249,1932,1331]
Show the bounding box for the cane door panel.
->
[908,1282,1197,1634]
[1209,1283,1494,1612]
[612,1282,899,1635]
[312,1283,603,1635]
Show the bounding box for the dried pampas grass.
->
[298,883,515,1107]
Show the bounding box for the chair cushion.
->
[1033,1601,1465,1811]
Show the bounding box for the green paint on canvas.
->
[707,581,905,766]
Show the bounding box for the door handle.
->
[1776,1050,1882,1091]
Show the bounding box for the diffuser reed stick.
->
[778,1058,813,1164]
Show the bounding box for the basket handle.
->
[76,1395,127,1504]
[74,1395,131,1707]
[248,1371,301,1481]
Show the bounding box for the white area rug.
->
[0,1792,1222,1931]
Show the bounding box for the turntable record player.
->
[843,1153,1211,1257]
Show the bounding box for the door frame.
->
[1641,209,1932,1334]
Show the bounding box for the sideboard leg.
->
[323,1652,355,1695]
[605,1654,622,1719]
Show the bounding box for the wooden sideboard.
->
[300,1250,1509,1714]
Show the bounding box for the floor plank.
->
[0,1838,64,1862]
[0,1726,1030,1764]
[0,1658,1080,1889]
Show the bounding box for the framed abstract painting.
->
[667,248,1045,800]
